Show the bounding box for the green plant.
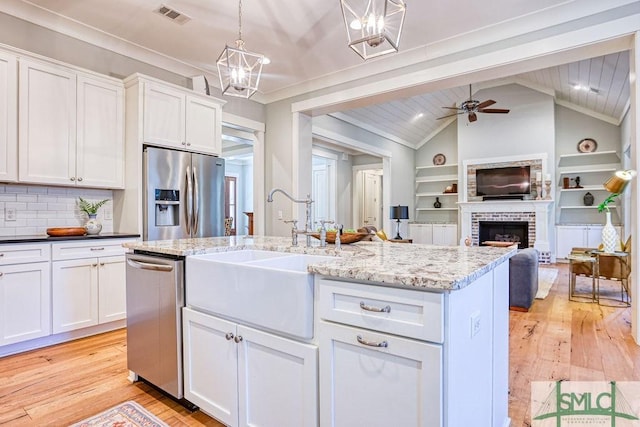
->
[597,193,619,213]
[78,197,109,215]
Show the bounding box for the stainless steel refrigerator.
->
[143,146,225,240]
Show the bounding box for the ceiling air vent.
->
[154,5,191,25]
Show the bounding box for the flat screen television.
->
[476,166,531,197]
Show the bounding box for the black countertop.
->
[0,233,140,244]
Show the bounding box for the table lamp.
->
[390,205,409,240]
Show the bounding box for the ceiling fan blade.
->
[468,112,477,122]
[476,99,496,109]
[478,108,510,114]
[437,112,463,120]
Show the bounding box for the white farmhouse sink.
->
[186,251,334,339]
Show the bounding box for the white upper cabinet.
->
[0,51,17,182]
[76,76,124,188]
[143,81,222,155]
[18,58,124,189]
[19,59,77,186]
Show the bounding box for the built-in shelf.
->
[557,166,616,175]
[559,185,606,192]
[416,192,458,197]
[415,164,457,171]
[416,207,458,211]
[415,175,458,183]
[557,150,620,167]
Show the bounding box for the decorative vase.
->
[583,192,594,206]
[85,214,102,235]
[601,211,618,253]
[433,197,441,208]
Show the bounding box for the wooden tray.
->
[310,231,370,244]
[46,227,86,237]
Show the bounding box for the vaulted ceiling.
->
[0,0,632,149]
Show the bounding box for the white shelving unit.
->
[556,150,621,225]
[415,164,458,224]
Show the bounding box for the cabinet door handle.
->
[0,253,4,257]
[0,272,3,277]
[77,177,83,182]
[356,335,388,348]
[92,263,98,267]
[100,262,105,266]
[234,335,243,343]
[225,332,234,341]
[70,177,76,181]
[90,247,105,251]
[359,301,391,313]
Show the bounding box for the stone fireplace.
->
[460,154,553,263]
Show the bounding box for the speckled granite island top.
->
[124,236,515,291]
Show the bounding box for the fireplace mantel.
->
[459,200,554,256]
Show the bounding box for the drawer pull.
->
[0,253,4,256]
[90,247,105,251]
[0,272,3,277]
[225,332,234,341]
[234,335,243,343]
[356,335,388,348]
[360,301,391,313]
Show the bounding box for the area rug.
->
[70,401,168,427]
[535,268,559,299]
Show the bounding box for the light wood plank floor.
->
[0,263,638,426]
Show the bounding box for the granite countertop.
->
[0,233,140,244]
[125,236,515,291]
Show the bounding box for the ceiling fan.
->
[438,85,510,122]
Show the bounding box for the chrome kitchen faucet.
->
[267,188,314,246]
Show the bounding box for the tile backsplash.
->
[0,184,114,237]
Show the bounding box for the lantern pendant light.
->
[217,0,264,98]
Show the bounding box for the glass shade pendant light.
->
[340,0,406,60]
[217,0,264,98]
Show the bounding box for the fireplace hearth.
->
[479,221,529,249]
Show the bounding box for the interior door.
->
[362,171,382,230]
[312,164,330,224]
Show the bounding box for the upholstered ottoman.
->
[509,248,539,311]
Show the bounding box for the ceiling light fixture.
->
[571,83,599,94]
[216,0,264,98]
[340,0,406,60]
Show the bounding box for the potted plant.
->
[78,197,109,235]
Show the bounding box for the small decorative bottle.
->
[433,197,442,208]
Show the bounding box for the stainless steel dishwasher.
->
[126,252,190,405]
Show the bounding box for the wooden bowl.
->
[46,227,86,237]
[310,231,370,244]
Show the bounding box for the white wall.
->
[458,84,555,172]
[416,121,457,167]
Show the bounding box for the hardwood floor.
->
[0,263,638,426]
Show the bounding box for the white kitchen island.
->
[124,236,514,427]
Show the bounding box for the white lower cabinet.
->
[318,320,442,427]
[52,255,126,333]
[409,223,457,245]
[183,307,318,427]
[555,225,623,258]
[0,261,51,346]
[51,239,131,334]
[0,243,51,346]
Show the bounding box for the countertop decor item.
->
[433,197,442,208]
[310,231,369,244]
[46,227,87,237]
[583,192,594,206]
[577,138,598,153]
[433,153,446,166]
[78,197,109,235]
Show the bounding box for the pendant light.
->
[340,0,406,60]
[217,0,264,98]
